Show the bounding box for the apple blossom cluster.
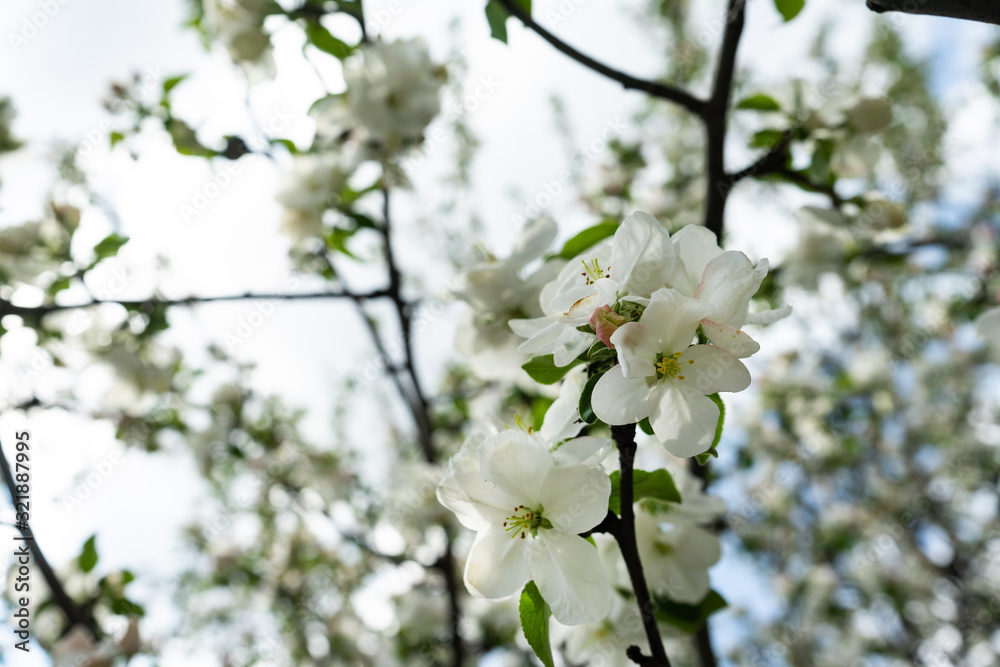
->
[510,211,788,457]
[203,0,278,77]
[312,38,447,155]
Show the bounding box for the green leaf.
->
[808,138,835,184]
[326,228,358,258]
[750,129,786,149]
[305,22,353,60]
[735,94,781,111]
[559,222,618,259]
[531,396,554,431]
[774,0,805,22]
[655,590,728,633]
[522,355,583,385]
[519,581,554,667]
[46,276,72,298]
[638,417,654,436]
[109,131,124,148]
[709,392,724,449]
[93,233,130,261]
[578,372,603,425]
[484,1,509,42]
[269,138,299,154]
[79,535,98,573]
[608,468,682,515]
[162,75,187,93]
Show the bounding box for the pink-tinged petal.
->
[538,464,611,534]
[465,529,533,599]
[701,319,760,359]
[648,384,719,458]
[611,211,676,296]
[533,532,612,625]
[670,225,724,292]
[480,430,554,502]
[591,365,656,425]
[610,322,658,378]
[675,345,751,395]
[641,288,715,354]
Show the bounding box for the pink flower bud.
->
[590,305,627,349]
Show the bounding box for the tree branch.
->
[702,0,747,241]
[495,0,706,116]
[612,423,671,667]
[0,289,391,319]
[0,438,102,639]
[866,0,1000,25]
[726,130,794,186]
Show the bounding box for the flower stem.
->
[611,423,672,667]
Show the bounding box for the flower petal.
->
[676,344,751,395]
[534,531,611,625]
[648,384,719,458]
[744,304,792,326]
[610,322,658,378]
[538,464,611,534]
[701,319,760,359]
[551,436,612,467]
[480,430,554,502]
[509,217,558,268]
[591,365,656,425]
[540,366,588,444]
[611,211,675,296]
[465,529,533,599]
[670,225,723,292]
[640,288,715,354]
[695,251,764,326]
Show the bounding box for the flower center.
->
[579,258,611,286]
[503,504,552,539]
[655,352,694,382]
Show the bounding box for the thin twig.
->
[495,0,706,116]
[0,289,391,319]
[612,424,671,667]
[702,0,747,241]
[0,438,102,639]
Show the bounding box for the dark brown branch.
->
[702,0,747,242]
[774,167,844,207]
[495,0,706,116]
[612,424,672,667]
[867,0,1000,25]
[0,438,102,639]
[726,130,794,186]
[0,289,391,319]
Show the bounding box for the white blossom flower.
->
[275,149,362,248]
[453,218,563,381]
[204,0,277,78]
[635,511,721,604]
[591,288,751,457]
[511,211,675,366]
[437,429,612,624]
[667,225,787,358]
[317,39,446,153]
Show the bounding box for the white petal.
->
[540,366,588,444]
[641,288,715,353]
[611,211,675,296]
[670,225,723,291]
[701,319,760,359]
[480,430,554,502]
[610,322,658,378]
[695,251,763,326]
[648,384,719,458]
[437,472,492,531]
[551,436,612,467]
[744,304,792,326]
[509,217,558,268]
[676,344,751,394]
[538,464,611,534]
[465,529,533,599]
[591,365,656,425]
[534,531,612,625]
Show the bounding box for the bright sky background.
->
[0,0,997,664]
